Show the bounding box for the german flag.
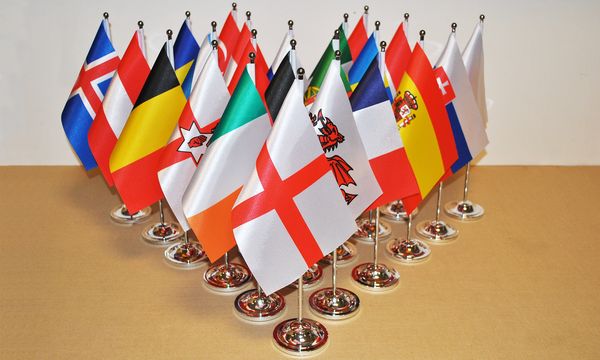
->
[109,43,187,212]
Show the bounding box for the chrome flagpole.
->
[445,162,485,220]
[416,180,459,242]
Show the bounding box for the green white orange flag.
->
[182,64,271,262]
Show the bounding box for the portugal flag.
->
[109,43,187,212]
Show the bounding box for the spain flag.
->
[109,43,187,213]
[393,44,458,214]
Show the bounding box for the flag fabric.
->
[173,18,200,93]
[350,55,419,209]
[109,43,187,212]
[392,44,458,214]
[309,58,381,218]
[88,29,149,186]
[347,12,368,60]
[305,25,351,105]
[218,8,240,72]
[435,32,488,173]
[348,32,378,90]
[180,33,217,99]
[227,39,270,101]
[157,51,229,231]
[267,27,294,80]
[232,77,357,295]
[224,24,251,86]
[265,50,296,121]
[61,19,119,170]
[386,21,412,95]
[182,66,272,262]
[463,20,487,123]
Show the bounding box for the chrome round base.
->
[416,220,459,242]
[203,262,252,292]
[445,200,485,221]
[164,241,206,269]
[110,204,152,225]
[322,242,357,266]
[380,201,419,222]
[273,318,328,356]
[351,263,400,291]
[234,289,286,322]
[352,218,392,243]
[309,288,360,320]
[386,239,431,264]
[142,222,183,246]
[291,264,323,290]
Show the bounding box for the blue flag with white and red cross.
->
[61,18,119,170]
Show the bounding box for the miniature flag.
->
[435,32,488,173]
[463,20,487,123]
[347,11,368,60]
[218,7,240,72]
[157,51,229,231]
[392,44,458,214]
[182,66,272,262]
[268,26,294,80]
[180,33,217,99]
[265,50,297,121]
[386,21,411,94]
[109,43,187,212]
[227,39,270,102]
[348,32,378,90]
[173,17,200,94]
[350,56,419,208]
[309,58,382,218]
[88,29,149,186]
[61,18,119,170]
[233,77,357,295]
[224,24,251,86]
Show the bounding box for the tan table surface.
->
[1,166,600,359]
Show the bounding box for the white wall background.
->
[1,0,599,165]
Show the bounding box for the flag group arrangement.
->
[61,8,488,295]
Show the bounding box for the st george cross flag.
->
[109,43,187,212]
[227,39,270,102]
[350,55,419,209]
[61,18,119,170]
[265,50,297,121]
[309,58,381,218]
[158,51,230,231]
[386,21,411,95]
[88,28,149,186]
[267,25,294,80]
[348,32,378,90]
[218,7,240,72]
[463,20,488,123]
[173,17,200,94]
[182,66,272,262]
[435,32,488,173]
[224,24,251,86]
[232,77,357,295]
[392,44,458,214]
[347,11,368,60]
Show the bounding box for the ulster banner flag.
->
[109,43,187,212]
[233,78,356,295]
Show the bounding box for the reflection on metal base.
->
[273,318,328,356]
[322,242,357,266]
[204,262,252,292]
[352,218,392,243]
[351,263,400,291]
[416,220,459,242]
[164,241,206,269]
[234,289,286,322]
[445,200,485,221]
[291,264,323,290]
[110,204,152,225]
[380,202,419,222]
[142,222,183,246]
[386,239,431,264]
[309,288,360,320]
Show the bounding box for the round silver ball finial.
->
[211,40,218,49]
[185,11,191,18]
[103,12,109,19]
[419,29,426,41]
[251,29,257,38]
[375,20,380,30]
[232,2,237,10]
[344,13,349,22]
[288,20,294,29]
[167,29,173,39]
[249,51,256,63]
[211,21,217,32]
[137,21,144,29]
[364,5,369,13]
[297,67,305,80]
[380,40,387,51]
[290,39,297,50]
[404,13,410,20]
[246,11,251,20]
[335,50,341,60]
[451,23,457,32]
[480,14,485,22]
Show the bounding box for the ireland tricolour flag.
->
[182,65,271,262]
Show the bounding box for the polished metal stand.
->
[352,209,400,291]
[234,285,286,322]
[309,246,360,320]
[110,203,152,225]
[416,182,459,242]
[273,276,329,356]
[445,163,485,220]
[142,200,183,246]
[380,200,419,222]
[387,213,431,264]
[321,241,357,266]
[203,251,252,293]
[164,230,207,269]
[291,264,323,290]
[352,210,392,243]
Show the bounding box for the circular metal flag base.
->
[321,242,357,266]
[291,264,323,290]
[142,222,183,246]
[309,287,360,320]
[444,200,485,221]
[110,204,152,225]
[164,241,207,269]
[416,220,459,243]
[380,201,419,222]
[234,289,286,322]
[203,262,252,292]
[273,318,329,357]
[352,218,392,244]
[386,239,431,264]
[351,263,400,292]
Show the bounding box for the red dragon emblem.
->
[393,90,418,128]
[310,109,357,204]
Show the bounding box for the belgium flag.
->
[109,43,187,212]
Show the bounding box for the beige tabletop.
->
[1,166,600,359]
